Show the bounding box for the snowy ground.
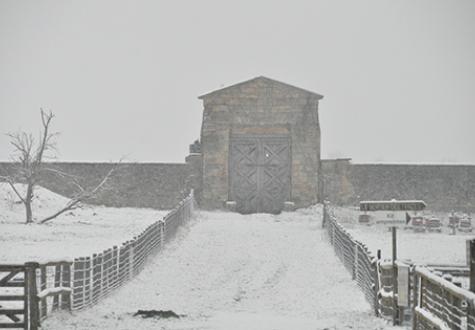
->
[332,206,474,265]
[1,184,404,329]
[42,208,403,330]
[0,183,168,263]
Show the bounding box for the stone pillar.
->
[185,141,203,205]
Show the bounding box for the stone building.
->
[198,76,323,213]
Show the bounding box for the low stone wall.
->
[322,159,475,212]
[0,162,189,210]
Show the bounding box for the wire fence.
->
[69,190,195,311]
[324,202,475,330]
[6,195,475,330]
[323,203,379,315]
[0,190,196,329]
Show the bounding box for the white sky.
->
[0,0,474,164]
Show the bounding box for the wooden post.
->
[470,239,475,293]
[331,222,335,246]
[91,254,99,304]
[52,264,61,311]
[72,258,82,310]
[61,263,71,310]
[411,269,418,330]
[323,202,328,228]
[128,240,135,280]
[374,249,381,316]
[39,265,47,318]
[391,226,398,325]
[84,257,92,307]
[160,221,165,247]
[25,262,39,330]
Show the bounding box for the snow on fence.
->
[413,266,475,330]
[70,190,195,311]
[324,203,475,330]
[323,203,379,315]
[0,190,196,329]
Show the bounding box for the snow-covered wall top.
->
[321,159,475,212]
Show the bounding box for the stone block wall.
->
[0,162,189,209]
[321,159,475,212]
[2,158,473,212]
[200,76,322,209]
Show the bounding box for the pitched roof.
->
[198,76,324,100]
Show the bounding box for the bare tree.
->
[0,109,117,224]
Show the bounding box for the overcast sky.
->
[0,0,474,164]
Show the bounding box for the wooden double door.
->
[229,135,291,214]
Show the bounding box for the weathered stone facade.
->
[199,76,323,210]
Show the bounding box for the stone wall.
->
[3,158,473,212]
[0,162,189,209]
[200,76,322,209]
[321,159,475,212]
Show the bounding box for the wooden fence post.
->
[111,246,119,289]
[128,240,135,280]
[61,262,71,311]
[470,239,475,293]
[323,202,328,228]
[331,222,335,246]
[160,221,165,247]
[91,254,99,304]
[374,255,380,316]
[39,265,47,318]
[25,262,39,330]
[72,258,81,310]
[411,268,419,330]
[391,226,398,325]
[52,264,61,311]
[85,257,92,307]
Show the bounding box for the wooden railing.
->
[413,267,475,330]
[0,263,38,330]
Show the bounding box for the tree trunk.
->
[25,183,33,224]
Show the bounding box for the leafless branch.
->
[0,175,25,204]
[34,109,56,166]
[39,165,118,224]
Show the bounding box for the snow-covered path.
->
[44,207,400,330]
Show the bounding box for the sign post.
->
[392,226,398,325]
[359,200,426,326]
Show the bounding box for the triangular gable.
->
[198,76,323,100]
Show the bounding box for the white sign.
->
[397,264,410,307]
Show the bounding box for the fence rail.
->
[0,263,38,330]
[0,190,196,329]
[325,203,475,330]
[413,266,475,330]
